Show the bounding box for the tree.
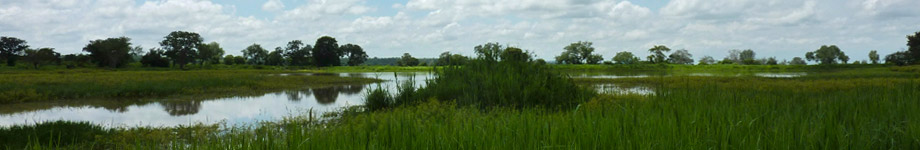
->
[266,48,285,66]
[908,31,920,64]
[886,51,911,66]
[725,49,742,64]
[397,53,419,66]
[475,43,503,62]
[869,50,880,64]
[141,48,170,67]
[612,51,640,65]
[436,52,469,66]
[647,45,671,64]
[668,49,694,64]
[790,57,807,65]
[557,41,600,64]
[313,36,343,67]
[806,45,848,65]
[1,36,30,66]
[160,31,203,69]
[223,55,236,65]
[284,40,312,66]
[500,47,531,63]
[233,55,246,65]
[83,37,133,68]
[698,56,716,65]
[341,44,368,66]
[22,48,58,69]
[740,49,756,65]
[242,44,268,65]
[198,42,224,65]
[766,57,778,65]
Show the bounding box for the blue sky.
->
[2,0,919,63]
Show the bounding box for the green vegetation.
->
[0,69,380,104]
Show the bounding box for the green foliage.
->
[141,48,170,67]
[886,51,911,66]
[647,45,671,64]
[341,44,367,66]
[313,36,343,67]
[766,57,778,65]
[474,42,503,62]
[197,42,224,65]
[160,31,203,69]
[266,48,285,66]
[22,48,59,69]
[612,51,640,65]
[436,52,469,66]
[242,44,268,65]
[698,56,715,65]
[791,57,807,65]
[869,50,880,64]
[83,37,133,68]
[909,31,920,64]
[396,53,419,66]
[0,36,29,66]
[667,49,694,64]
[0,121,110,149]
[499,47,531,62]
[284,40,313,66]
[806,45,848,65]
[740,49,756,64]
[223,55,236,65]
[557,41,601,64]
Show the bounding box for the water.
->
[593,84,655,95]
[0,72,433,128]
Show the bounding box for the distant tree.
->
[886,51,911,66]
[612,51,640,65]
[718,58,734,64]
[397,53,419,66]
[436,52,469,66]
[284,40,312,66]
[557,41,600,64]
[725,49,742,64]
[223,55,235,65]
[766,57,778,65]
[908,31,920,64]
[160,31,203,69]
[312,36,343,67]
[1,36,30,66]
[698,56,716,65]
[129,46,144,62]
[475,43,503,62]
[806,45,848,65]
[83,37,133,68]
[667,49,694,64]
[535,59,547,65]
[340,44,368,66]
[61,54,91,68]
[22,48,58,69]
[869,50,880,64]
[740,49,756,65]
[233,55,246,65]
[647,45,671,64]
[242,44,268,65]
[266,48,285,66]
[500,47,531,63]
[141,48,170,67]
[790,57,807,65]
[198,42,224,65]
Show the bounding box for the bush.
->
[364,86,393,112]
[0,121,109,149]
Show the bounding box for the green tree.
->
[908,31,920,64]
[22,48,58,69]
[807,45,848,65]
[340,44,367,66]
[766,57,778,65]
[83,37,133,68]
[869,50,880,64]
[557,41,600,64]
[1,36,30,66]
[668,49,694,64]
[740,49,756,65]
[223,55,235,65]
[698,56,716,65]
[266,48,285,66]
[141,48,169,67]
[612,51,640,65]
[160,31,203,69]
[242,44,268,65]
[285,40,312,66]
[725,49,742,64]
[312,36,343,67]
[397,53,419,66]
[475,43,503,62]
[500,47,531,63]
[197,42,224,65]
[647,45,671,64]
[886,51,911,66]
[233,55,246,65]
[790,57,807,65]
[436,52,469,66]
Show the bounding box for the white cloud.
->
[262,0,285,12]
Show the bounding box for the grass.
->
[0,69,381,104]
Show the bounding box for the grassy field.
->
[2,64,920,149]
[0,69,380,104]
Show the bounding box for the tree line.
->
[0,31,368,69]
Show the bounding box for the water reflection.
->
[160,101,201,116]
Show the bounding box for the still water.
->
[0,72,433,128]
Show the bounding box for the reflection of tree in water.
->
[284,89,312,101]
[312,85,365,105]
[160,101,202,116]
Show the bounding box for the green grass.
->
[0,69,380,104]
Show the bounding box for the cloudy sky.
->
[1,0,919,62]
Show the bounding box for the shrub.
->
[0,121,109,149]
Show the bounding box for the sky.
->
[1,0,919,62]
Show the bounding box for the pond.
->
[0,72,434,128]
